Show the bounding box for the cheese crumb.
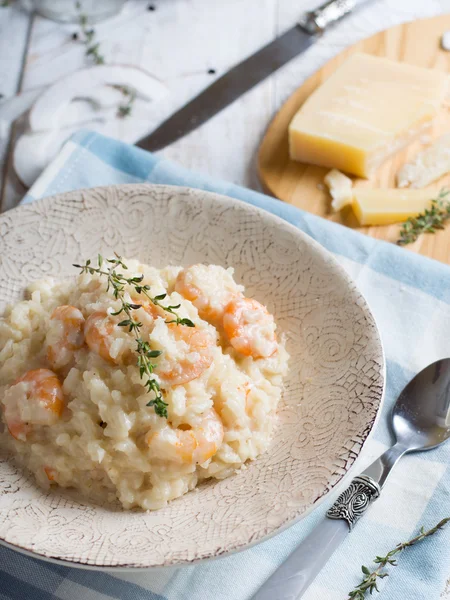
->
[397,134,450,188]
[441,31,450,52]
[324,169,353,211]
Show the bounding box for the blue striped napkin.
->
[2,129,450,600]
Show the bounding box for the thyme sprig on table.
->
[397,188,450,246]
[348,517,450,599]
[73,254,194,418]
[75,1,105,65]
[115,85,137,118]
[74,1,136,117]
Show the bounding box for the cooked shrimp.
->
[223,297,277,358]
[44,466,57,481]
[156,323,215,386]
[85,304,160,364]
[46,305,85,369]
[84,312,117,363]
[175,264,242,321]
[2,369,64,441]
[147,409,223,464]
[140,302,162,321]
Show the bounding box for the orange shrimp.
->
[2,369,64,441]
[85,303,161,364]
[223,297,277,358]
[44,466,57,481]
[156,324,215,386]
[84,312,117,363]
[146,409,224,464]
[175,264,241,321]
[46,305,85,369]
[140,302,163,321]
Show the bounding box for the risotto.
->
[0,258,288,510]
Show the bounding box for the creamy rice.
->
[0,259,288,510]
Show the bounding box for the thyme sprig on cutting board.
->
[74,254,194,418]
[348,517,450,599]
[397,188,450,246]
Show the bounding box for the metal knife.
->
[137,0,371,152]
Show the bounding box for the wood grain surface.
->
[258,14,450,264]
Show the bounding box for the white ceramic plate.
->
[0,184,384,568]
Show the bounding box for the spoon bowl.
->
[393,358,450,452]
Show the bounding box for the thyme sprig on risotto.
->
[348,517,450,599]
[73,254,194,418]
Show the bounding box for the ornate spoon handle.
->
[251,444,406,600]
[326,474,380,530]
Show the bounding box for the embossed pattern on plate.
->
[0,184,384,568]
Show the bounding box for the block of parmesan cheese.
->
[352,188,435,226]
[289,53,448,178]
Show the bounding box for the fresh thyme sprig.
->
[75,1,105,65]
[73,254,194,418]
[397,188,450,246]
[116,86,137,118]
[348,517,450,599]
[74,2,135,117]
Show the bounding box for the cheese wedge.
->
[289,53,448,178]
[352,188,436,226]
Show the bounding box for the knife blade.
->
[137,0,368,152]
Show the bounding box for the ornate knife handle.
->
[299,0,357,35]
[327,475,381,530]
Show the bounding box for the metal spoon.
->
[252,358,450,600]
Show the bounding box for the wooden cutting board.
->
[258,14,450,264]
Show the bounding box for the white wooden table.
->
[1,0,450,595]
[2,0,450,211]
